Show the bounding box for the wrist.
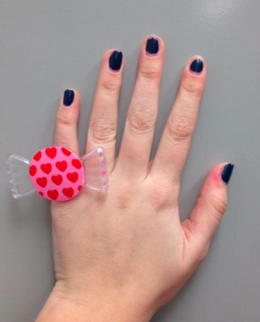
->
[35,287,155,322]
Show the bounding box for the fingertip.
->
[179,56,207,98]
[143,35,165,57]
[182,56,207,80]
[61,89,81,109]
[221,163,235,185]
[207,162,235,188]
[189,55,206,73]
[145,35,165,47]
[104,49,124,73]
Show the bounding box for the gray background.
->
[1,0,260,321]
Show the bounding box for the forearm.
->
[35,291,154,322]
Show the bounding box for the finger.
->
[54,89,80,155]
[86,49,124,174]
[182,163,234,262]
[150,56,206,185]
[116,36,165,180]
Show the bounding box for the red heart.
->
[47,190,58,200]
[51,175,63,186]
[41,163,52,174]
[36,177,47,188]
[72,159,82,169]
[46,147,57,159]
[33,151,41,161]
[39,192,44,196]
[62,147,71,156]
[56,161,67,172]
[29,165,37,176]
[62,187,74,198]
[67,172,78,183]
[78,185,82,191]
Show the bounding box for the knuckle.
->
[197,245,209,265]
[128,106,156,133]
[167,114,193,141]
[210,194,228,218]
[148,179,175,211]
[56,113,74,127]
[116,184,133,210]
[54,137,73,150]
[139,64,161,80]
[90,119,117,143]
[188,238,210,267]
[100,78,120,96]
[181,81,202,99]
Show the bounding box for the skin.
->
[36,35,232,322]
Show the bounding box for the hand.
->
[36,35,234,322]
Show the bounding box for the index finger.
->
[150,56,207,185]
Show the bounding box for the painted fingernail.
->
[190,59,204,73]
[109,50,123,71]
[146,37,159,54]
[221,163,234,184]
[63,89,74,106]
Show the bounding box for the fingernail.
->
[221,163,234,184]
[63,89,74,106]
[109,50,123,71]
[146,37,159,54]
[190,59,204,73]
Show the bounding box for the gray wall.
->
[1,1,260,321]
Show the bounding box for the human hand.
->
[36,35,234,322]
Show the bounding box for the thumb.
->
[182,163,234,262]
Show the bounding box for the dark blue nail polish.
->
[63,89,74,106]
[221,163,234,184]
[190,59,204,73]
[109,51,123,71]
[146,37,159,54]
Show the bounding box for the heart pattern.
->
[33,151,42,161]
[29,165,37,176]
[36,177,48,188]
[67,172,79,183]
[62,147,71,156]
[56,161,67,172]
[29,146,84,201]
[72,159,82,169]
[41,163,52,174]
[46,147,57,159]
[62,187,74,198]
[51,175,63,186]
[47,190,59,200]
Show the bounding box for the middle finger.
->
[116,35,165,180]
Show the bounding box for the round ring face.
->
[29,146,84,201]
